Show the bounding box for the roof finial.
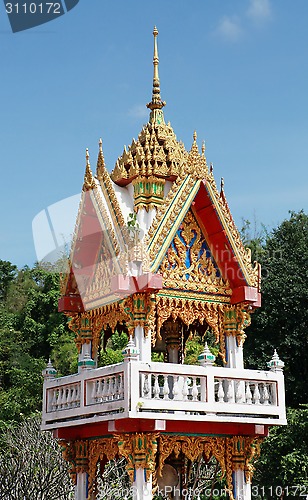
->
[193,130,197,143]
[96,138,106,181]
[83,148,96,191]
[147,26,166,115]
[201,141,206,157]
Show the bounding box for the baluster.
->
[245,382,252,404]
[192,377,198,402]
[263,384,270,405]
[153,375,160,399]
[55,389,61,410]
[67,385,73,408]
[235,381,245,404]
[106,378,112,401]
[143,374,150,398]
[227,380,235,403]
[182,377,188,401]
[90,381,97,404]
[75,384,80,406]
[51,389,57,411]
[97,379,103,402]
[114,375,120,399]
[217,380,225,403]
[173,376,180,401]
[163,375,169,400]
[253,383,261,404]
[102,378,108,401]
[118,374,124,399]
[62,387,68,408]
[111,377,116,401]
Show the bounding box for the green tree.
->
[253,406,308,498]
[245,211,308,407]
[0,260,17,301]
[0,262,77,423]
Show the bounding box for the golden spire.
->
[147,26,166,122]
[83,148,96,191]
[96,138,106,180]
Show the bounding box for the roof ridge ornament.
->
[96,138,106,181]
[146,26,166,124]
[83,148,96,191]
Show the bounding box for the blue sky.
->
[1,0,307,267]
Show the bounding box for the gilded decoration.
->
[158,435,262,500]
[83,149,96,191]
[88,438,118,494]
[159,210,231,295]
[224,306,252,347]
[119,293,156,338]
[157,435,226,480]
[207,173,260,289]
[146,174,202,269]
[60,439,89,485]
[96,139,127,248]
[133,176,165,211]
[225,437,263,499]
[115,432,159,482]
[155,295,227,361]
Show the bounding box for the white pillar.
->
[225,335,244,369]
[75,472,88,500]
[134,325,151,363]
[133,468,152,500]
[233,470,251,500]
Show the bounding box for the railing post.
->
[198,342,215,404]
[123,336,140,414]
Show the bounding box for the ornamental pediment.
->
[158,210,231,296]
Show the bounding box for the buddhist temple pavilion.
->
[42,27,286,500]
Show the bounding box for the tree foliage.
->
[253,406,308,498]
[0,415,74,500]
[0,262,77,423]
[245,211,308,407]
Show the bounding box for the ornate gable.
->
[159,210,231,296]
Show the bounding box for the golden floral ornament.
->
[159,210,231,294]
[88,438,119,494]
[115,432,159,482]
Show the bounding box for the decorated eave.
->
[59,27,260,315]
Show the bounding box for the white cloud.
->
[216,16,242,41]
[247,0,271,21]
[128,104,149,120]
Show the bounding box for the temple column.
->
[233,470,251,500]
[75,472,88,500]
[133,469,153,500]
[224,307,250,369]
[117,433,158,500]
[134,325,151,363]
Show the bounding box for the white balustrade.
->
[47,383,81,412]
[214,378,276,406]
[42,360,286,431]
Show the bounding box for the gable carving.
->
[159,211,231,295]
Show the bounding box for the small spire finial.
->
[147,26,166,113]
[201,141,206,156]
[96,138,106,180]
[83,148,96,191]
[193,130,197,143]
